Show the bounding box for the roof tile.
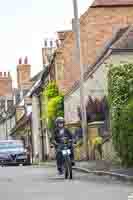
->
[92,0,133,7]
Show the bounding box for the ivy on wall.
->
[108,63,133,167]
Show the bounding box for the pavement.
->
[0,165,132,200]
[74,161,133,180]
[41,160,133,182]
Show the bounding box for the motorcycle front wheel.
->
[64,156,72,180]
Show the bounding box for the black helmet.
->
[55,117,65,125]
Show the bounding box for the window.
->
[7,100,13,109]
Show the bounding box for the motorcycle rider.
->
[51,117,75,175]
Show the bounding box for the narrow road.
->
[0,166,132,200]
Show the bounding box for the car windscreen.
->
[0,142,24,151]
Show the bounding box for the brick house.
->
[64,25,133,159]
[0,72,12,97]
[0,72,13,113]
[0,57,34,139]
[60,0,133,93]
[64,24,133,121]
[62,0,133,122]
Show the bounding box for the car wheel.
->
[24,159,31,166]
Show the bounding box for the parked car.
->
[0,140,31,166]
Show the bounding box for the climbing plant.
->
[41,81,64,130]
[108,63,133,167]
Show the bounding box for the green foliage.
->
[108,63,133,167]
[47,95,64,119]
[41,81,64,130]
[45,81,59,99]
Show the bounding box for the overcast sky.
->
[0,0,93,87]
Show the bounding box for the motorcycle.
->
[61,137,73,180]
[51,137,73,180]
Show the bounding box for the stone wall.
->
[102,138,116,161]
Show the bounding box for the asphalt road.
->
[0,166,132,200]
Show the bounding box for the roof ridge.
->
[91,0,133,7]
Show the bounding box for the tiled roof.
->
[112,26,133,49]
[30,70,43,82]
[92,0,133,7]
[10,113,31,135]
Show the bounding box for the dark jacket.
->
[52,128,73,145]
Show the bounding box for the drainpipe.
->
[29,115,33,163]
[39,95,45,161]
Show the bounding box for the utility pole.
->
[5,115,8,140]
[72,0,89,160]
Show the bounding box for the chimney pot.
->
[24,56,28,64]
[44,40,48,48]
[8,72,11,77]
[19,58,22,65]
[4,72,6,77]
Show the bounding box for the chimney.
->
[17,57,31,89]
[24,56,28,64]
[44,40,48,48]
[8,72,11,78]
[19,58,22,65]
[50,40,53,48]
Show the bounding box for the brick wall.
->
[17,57,31,90]
[0,72,12,96]
[52,31,75,93]
[62,6,133,92]
[17,64,31,89]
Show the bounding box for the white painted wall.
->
[32,95,41,161]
